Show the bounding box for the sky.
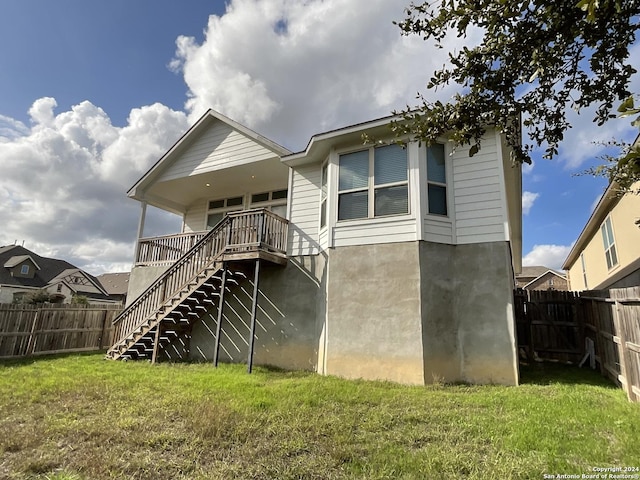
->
[0,0,638,275]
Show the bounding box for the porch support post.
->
[213,262,228,367]
[247,259,261,374]
[134,201,148,263]
[151,322,162,364]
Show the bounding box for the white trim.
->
[494,130,511,242]
[522,270,567,289]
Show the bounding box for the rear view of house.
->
[109,110,522,386]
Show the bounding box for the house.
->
[562,179,640,291]
[515,266,568,291]
[95,272,130,305]
[109,109,523,386]
[0,245,115,304]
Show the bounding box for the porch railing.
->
[113,209,288,346]
[136,231,208,266]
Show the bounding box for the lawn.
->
[0,354,638,480]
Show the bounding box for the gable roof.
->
[47,268,109,296]
[516,266,559,279]
[128,109,292,204]
[95,272,130,295]
[3,254,41,270]
[522,269,567,289]
[0,246,107,299]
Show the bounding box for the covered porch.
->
[134,208,289,267]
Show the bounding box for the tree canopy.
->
[393,0,640,187]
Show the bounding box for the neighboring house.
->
[563,179,640,291]
[110,109,523,386]
[515,266,568,291]
[95,273,130,305]
[0,245,115,304]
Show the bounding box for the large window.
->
[206,196,244,229]
[337,144,408,221]
[427,143,447,216]
[600,216,618,270]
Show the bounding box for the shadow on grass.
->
[519,361,618,389]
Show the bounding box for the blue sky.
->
[0,0,637,274]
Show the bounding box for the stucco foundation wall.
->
[419,242,460,383]
[126,265,172,306]
[325,241,518,386]
[325,242,425,385]
[189,255,326,372]
[452,242,519,385]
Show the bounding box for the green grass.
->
[0,354,638,479]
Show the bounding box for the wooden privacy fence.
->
[515,287,640,402]
[0,304,121,359]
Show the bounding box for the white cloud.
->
[522,191,539,215]
[522,244,573,271]
[0,99,189,274]
[171,0,481,150]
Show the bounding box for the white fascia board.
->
[282,114,399,167]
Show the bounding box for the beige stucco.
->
[566,185,640,290]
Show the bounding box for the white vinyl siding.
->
[158,121,278,182]
[288,164,322,256]
[424,217,454,244]
[183,200,208,233]
[333,217,417,247]
[451,135,507,244]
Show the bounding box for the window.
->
[206,196,245,229]
[249,189,288,218]
[337,144,408,221]
[427,143,447,216]
[20,264,29,275]
[600,216,618,270]
[320,163,328,228]
[580,253,588,289]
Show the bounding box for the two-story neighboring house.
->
[0,245,114,304]
[563,180,640,291]
[109,109,523,386]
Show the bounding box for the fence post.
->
[612,300,635,402]
[98,309,109,349]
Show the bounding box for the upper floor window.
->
[320,163,328,228]
[338,144,408,221]
[20,264,29,275]
[427,143,447,216]
[250,189,288,219]
[600,216,618,270]
[580,253,588,289]
[206,196,244,229]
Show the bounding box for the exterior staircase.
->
[106,209,288,361]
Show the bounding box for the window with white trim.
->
[206,196,244,229]
[600,216,618,270]
[20,264,29,275]
[320,162,328,228]
[337,144,408,221]
[580,253,588,289]
[426,143,447,216]
[250,189,288,218]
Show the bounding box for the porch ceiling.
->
[134,157,289,214]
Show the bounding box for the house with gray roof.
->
[0,245,116,304]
